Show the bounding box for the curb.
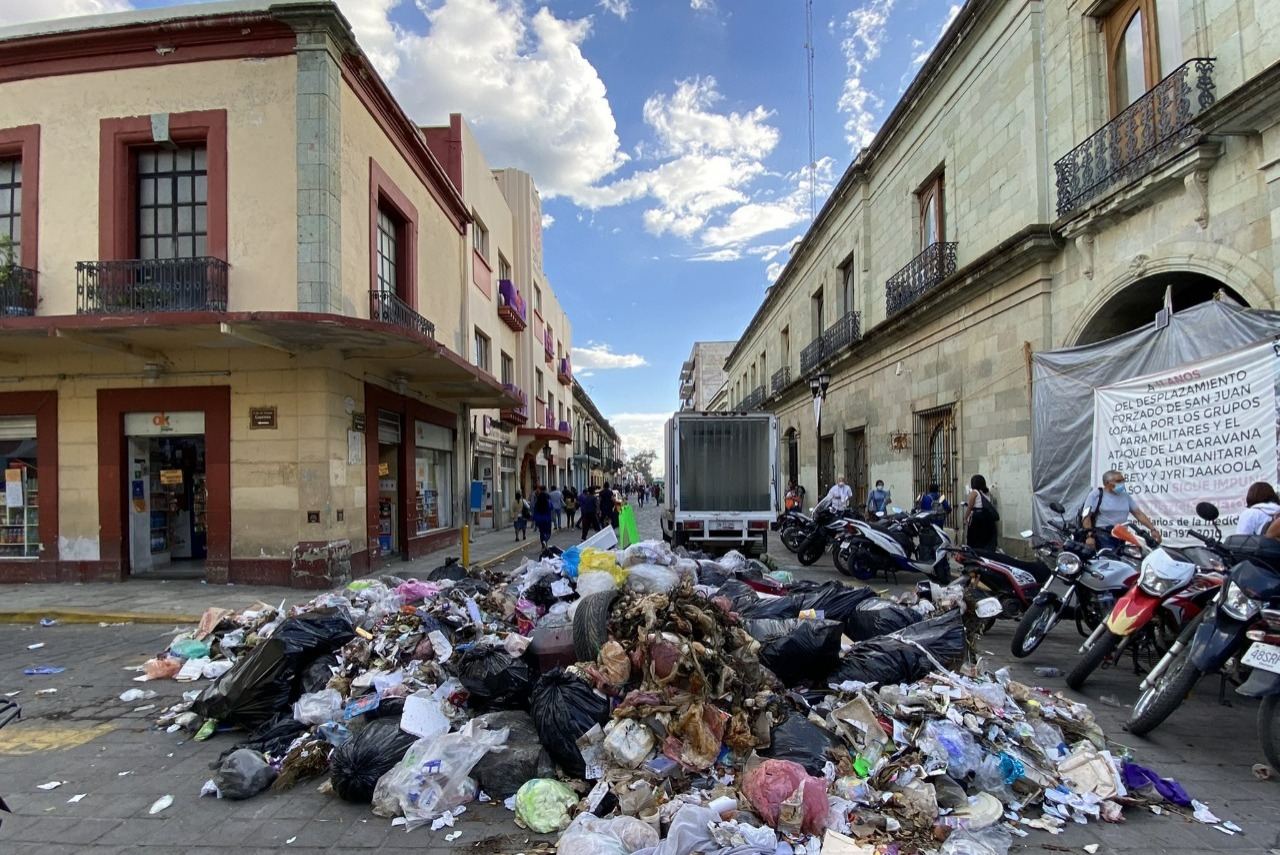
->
[474,539,538,570]
[0,608,204,625]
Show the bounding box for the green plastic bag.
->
[515,778,577,833]
[618,504,640,549]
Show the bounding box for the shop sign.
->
[124,411,205,436]
[378,462,390,477]
[482,416,493,436]
[352,413,367,432]
[160,469,184,485]
[249,407,278,430]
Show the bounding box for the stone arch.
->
[1066,241,1273,347]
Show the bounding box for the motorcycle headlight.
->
[1056,552,1082,578]
[1138,565,1181,597]
[1221,581,1263,621]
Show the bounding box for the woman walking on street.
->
[513,491,530,541]
[963,474,999,550]
[563,486,578,529]
[579,486,602,540]
[532,485,554,547]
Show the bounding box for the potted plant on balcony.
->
[0,235,36,316]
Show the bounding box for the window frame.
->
[500,352,514,385]
[472,215,489,258]
[498,254,512,282]
[917,168,945,251]
[811,288,824,337]
[134,145,209,260]
[474,328,492,373]
[838,251,856,316]
[1102,0,1181,115]
[100,111,226,262]
[369,158,419,308]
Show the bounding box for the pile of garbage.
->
[137,542,1205,854]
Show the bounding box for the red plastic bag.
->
[742,758,827,835]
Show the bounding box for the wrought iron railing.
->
[885,243,958,316]
[370,289,435,339]
[1055,58,1215,218]
[0,264,38,316]
[76,258,229,314]
[738,386,766,411]
[770,366,791,396]
[587,444,602,461]
[799,311,863,374]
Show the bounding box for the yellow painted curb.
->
[0,608,202,625]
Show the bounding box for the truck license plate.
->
[1241,641,1280,675]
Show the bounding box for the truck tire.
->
[1066,630,1121,691]
[573,589,621,662]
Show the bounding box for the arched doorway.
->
[1075,271,1246,345]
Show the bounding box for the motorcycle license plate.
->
[1241,641,1280,675]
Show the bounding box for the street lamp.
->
[810,371,831,490]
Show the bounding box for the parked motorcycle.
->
[774,508,814,553]
[1066,519,1226,690]
[1237,607,1280,772]
[795,498,859,566]
[940,541,1054,624]
[1127,502,1280,736]
[1009,501,1140,659]
[834,507,953,582]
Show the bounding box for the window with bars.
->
[136,146,208,259]
[376,208,399,293]
[0,157,20,256]
[913,404,958,525]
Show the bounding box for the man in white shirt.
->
[825,474,853,511]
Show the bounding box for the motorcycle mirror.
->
[1019,529,1034,538]
[1049,501,1065,514]
[1196,501,1219,522]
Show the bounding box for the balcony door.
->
[137,146,208,260]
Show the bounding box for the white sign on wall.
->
[1092,339,1279,542]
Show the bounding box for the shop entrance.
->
[125,412,208,578]
[377,410,402,559]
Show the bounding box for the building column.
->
[293,28,343,312]
[1262,124,1280,309]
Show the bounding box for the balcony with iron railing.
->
[1055,58,1216,218]
[738,386,766,411]
[500,384,528,424]
[885,243,958,316]
[497,279,528,331]
[557,356,572,385]
[586,444,602,462]
[0,263,38,316]
[799,311,863,375]
[369,288,436,339]
[770,366,791,396]
[76,257,229,314]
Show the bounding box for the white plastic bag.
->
[292,688,344,725]
[576,571,619,597]
[371,719,508,828]
[624,564,680,594]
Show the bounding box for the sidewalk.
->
[0,518,592,625]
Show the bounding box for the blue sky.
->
[1,0,963,470]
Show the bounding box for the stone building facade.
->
[721,0,1280,544]
[678,341,735,411]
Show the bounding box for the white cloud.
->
[0,0,132,25]
[598,0,631,20]
[336,0,403,80]
[910,4,962,69]
[689,0,713,9]
[689,249,741,262]
[609,412,673,476]
[541,213,555,229]
[836,0,897,149]
[572,343,648,369]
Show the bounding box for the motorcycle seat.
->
[971,549,1052,583]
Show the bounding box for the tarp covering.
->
[1031,298,1280,541]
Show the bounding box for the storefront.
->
[472,433,496,530]
[124,411,208,577]
[0,415,40,560]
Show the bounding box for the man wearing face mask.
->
[1081,469,1161,550]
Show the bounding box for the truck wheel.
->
[573,589,621,662]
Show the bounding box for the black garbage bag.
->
[449,645,536,711]
[364,696,406,720]
[745,618,844,686]
[713,579,759,612]
[794,582,877,625]
[530,667,611,778]
[301,653,338,695]
[215,749,277,799]
[471,711,556,798]
[843,599,922,641]
[193,608,355,729]
[452,577,492,597]
[697,560,732,587]
[890,609,966,668]
[217,713,308,764]
[760,714,845,776]
[829,625,943,685]
[739,593,803,620]
[329,717,418,803]
[427,557,468,582]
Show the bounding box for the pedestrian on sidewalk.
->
[532,485,554,547]
[549,485,564,530]
[600,482,617,530]
[513,491,530,541]
[579,487,602,540]
[563,486,578,528]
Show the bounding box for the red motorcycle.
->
[1067,523,1226,690]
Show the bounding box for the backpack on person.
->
[975,492,999,522]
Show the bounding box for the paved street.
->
[0,500,1277,853]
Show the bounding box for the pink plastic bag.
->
[394,579,441,603]
[742,758,827,835]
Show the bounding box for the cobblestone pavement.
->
[0,500,1277,853]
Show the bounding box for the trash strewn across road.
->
[129,539,1226,854]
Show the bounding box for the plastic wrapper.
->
[619,540,673,568]
[603,717,656,768]
[143,656,183,680]
[719,550,749,573]
[575,571,618,598]
[562,813,660,853]
[741,759,827,835]
[745,618,844,686]
[553,829,629,855]
[514,778,578,833]
[448,645,535,712]
[170,637,212,659]
[329,717,418,803]
[395,578,441,603]
[193,608,355,729]
[470,710,555,798]
[292,688,344,725]
[530,667,611,778]
[370,718,508,828]
[759,714,845,776]
[213,749,277,799]
[939,826,1013,855]
[920,720,983,778]
[623,564,680,594]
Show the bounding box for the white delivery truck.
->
[660,411,779,554]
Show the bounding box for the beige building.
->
[722,0,1280,544]
[572,378,622,489]
[420,116,577,530]
[678,341,735,411]
[0,1,542,586]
